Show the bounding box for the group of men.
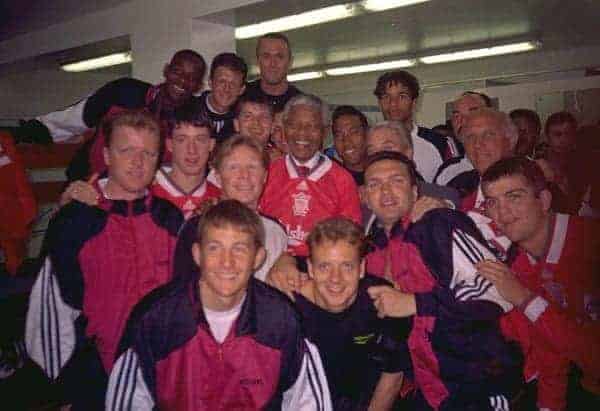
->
[14,30,599,411]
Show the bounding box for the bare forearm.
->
[368,372,403,411]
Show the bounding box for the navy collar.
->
[367,218,407,250]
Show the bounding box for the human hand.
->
[368,285,416,318]
[266,260,308,298]
[476,260,533,306]
[409,196,448,223]
[60,173,100,206]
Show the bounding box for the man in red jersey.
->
[478,156,600,410]
[259,94,361,268]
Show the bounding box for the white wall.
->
[0,68,130,122]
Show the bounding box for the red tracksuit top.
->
[259,154,361,257]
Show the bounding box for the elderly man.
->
[373,70,450,182]
[361,150,520,410]
[244,32,301,111]
[259,94,361,265]
[435,91,492,186]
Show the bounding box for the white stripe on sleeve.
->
[282,339,332,411]
[106,349,155,411]
[451,230,514,312]
[25,257,80,380]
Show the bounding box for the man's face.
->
[513,116,540,156]
[193,224,265,309]
[104,126,159,198]
[363,159,417,229]
[234,102,273,147]
[365,127,412,158]
[257,38,292,86]
[270,111,289,153]
[333,114,367,169]
[284,104,325,162]
[378,82,415,123]
[163,57,204,107]
[547,122,576,154]
[483,174,550,244]
[308,240,364,313]
[463,115,513,174]
[452,94,487,140]
[167,124,214,176]
[209,66,246,111]
[217,145,267,209]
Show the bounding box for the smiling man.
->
[331,105,369,186]
[294,217,410,410]
[16,50,205,147]
[259,94,361,263]
[106,200,331,410]
[360,150,521,410]
[244,32,301,111]
[198,52,247,142]
[475,157,600,410]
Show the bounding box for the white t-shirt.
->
[203,295,245,343]
[255,215,288,281]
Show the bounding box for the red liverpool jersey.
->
[151,166,220,217]
[259,154,361,257]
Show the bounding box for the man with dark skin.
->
[331,105,368,186]
[15,50,206,146]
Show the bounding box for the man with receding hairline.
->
[434,91,493,186]
[244,32,302,111]
[26,110,185,410]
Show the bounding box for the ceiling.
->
[234,0,600,81]
[0,0,128,42]
[1,0,599,87]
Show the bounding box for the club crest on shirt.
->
[292,192,311,217]
[182,199,196,212]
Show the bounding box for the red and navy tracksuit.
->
[107,275,332,410]
[25,193,183,409]
[366,209,522,410]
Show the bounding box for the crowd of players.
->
[1,31,599,410]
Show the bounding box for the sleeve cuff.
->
[521,295,549,323]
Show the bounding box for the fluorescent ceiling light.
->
[362,0,430,12]
[325,59,416,76]
[61,52,132,72]
[287,71,324,82]
[419,41,540,64]
[236,5,357,39]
